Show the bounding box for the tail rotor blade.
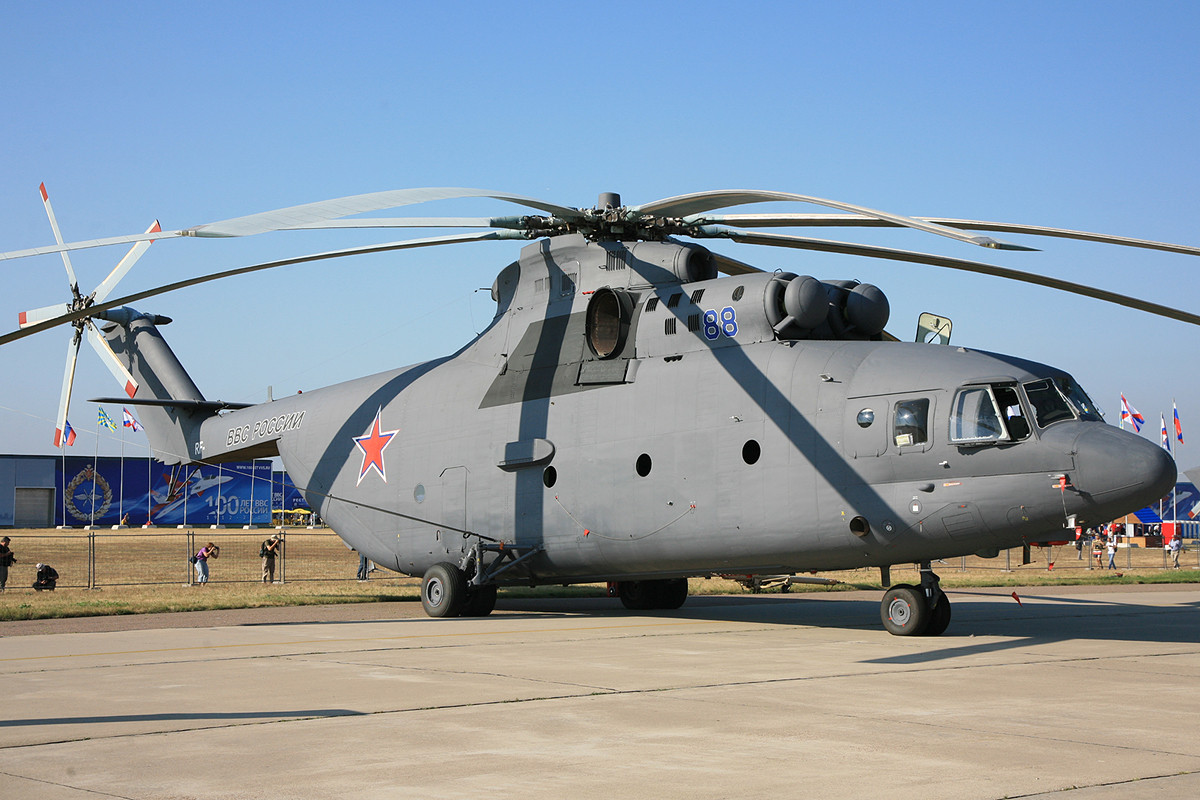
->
[93,221,161,304]
[54,333,81,447]
[40,183,81,295]
[86,322,138,398]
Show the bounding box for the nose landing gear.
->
[880,562,951,636]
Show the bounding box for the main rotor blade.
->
[54,333,80,447]
[0,230,523,347]
[0,188,580,261]
[86,321,138,398]
[40,183,80,294]
[635,190,1033,251]
[693,213,1200,257]
[93,221,161,304]
[704,227,1200,327]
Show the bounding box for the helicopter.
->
[3,186,1192,635]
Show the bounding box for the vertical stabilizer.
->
[101,310,211,464]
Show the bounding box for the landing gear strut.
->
[880,562,951,636]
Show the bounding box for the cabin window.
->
[893,398,929,447]
[949,387,1007,443]
[1024,379,1074,428]
[856,409,875,428]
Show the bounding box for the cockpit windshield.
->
[1023,378,1075,427]
[1055,375,1104,421]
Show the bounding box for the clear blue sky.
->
[2,2,1197,466]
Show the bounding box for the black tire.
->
[881,584,929,636]
[618,581,656,610]
[654,578,689,609]
[459,584,498,617]
[922,594,952,636]
[421,562,467,617]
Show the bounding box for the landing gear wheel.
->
[618,578,690,610]
[881,583,929,636]
[459,584,498,617]
[922,594,952,636]
[421,562,467,617]
[618,580,656,610]
[655,578,689,609]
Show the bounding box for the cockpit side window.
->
[949,387,1006,443]
[894,398,930,447]
[1055,375,1104,421]
[993,385,1030,440]
[1024,378,1074,427]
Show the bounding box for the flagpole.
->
[119,411,125,525]
[92,410,100,527]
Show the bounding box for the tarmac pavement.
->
[1,585,1198,799]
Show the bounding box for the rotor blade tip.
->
[39,183,48,201]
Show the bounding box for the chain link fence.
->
[1,528,365,589]
[1,528,1196,590]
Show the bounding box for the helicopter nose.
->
[1071,424,1176,513]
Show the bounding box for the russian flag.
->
[61,419,77,447]
[1120,394,1145,432]
[122,408,143,433]
[1161,414,1171,452]
[1175,402,1184,444]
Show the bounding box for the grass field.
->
[1,527,1197,621]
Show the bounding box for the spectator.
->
[1169,533,1184,569]
[261,534,282,583]
[0,536,14,591]
[1107,534,1118,570]
[194,542,219,585]
[33,563,58,591]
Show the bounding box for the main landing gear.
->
[420,562,498,618]
[880,562,951,636]
[615,578,689,611]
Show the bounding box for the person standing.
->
[1169,532,1184,569]
[0,536,14,591]
[194,542,219,585]
[261,534,281,583]
[1107,533,1118,570]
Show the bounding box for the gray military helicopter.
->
[4,186,1192,635]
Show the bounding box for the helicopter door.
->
[439,465,467,536]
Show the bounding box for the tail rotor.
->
[19,183,159,446]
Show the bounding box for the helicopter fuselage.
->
[167,234,1173,585]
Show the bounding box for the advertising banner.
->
[55,458,273,526]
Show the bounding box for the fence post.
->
[88,530,95,589]
[279,530,286,584]
[186,530,194,586]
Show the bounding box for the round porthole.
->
[543,466,557,488]
[742,439,761,465]
[857,409,875,428]
[635,453,652,477]
[732,285,744,301]
[413,484,426,503]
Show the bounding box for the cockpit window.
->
[1024,379,1074,427]
[894,398,930,447]
[949,387,1006,443]
[1055,375,1104,421]
[993,385,1031,439]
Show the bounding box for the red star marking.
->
[353,408,399,485]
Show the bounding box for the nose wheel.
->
[880,563,951,636]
